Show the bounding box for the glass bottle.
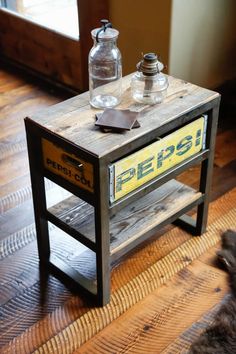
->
[89,19,122,109]
[131,53,168,105]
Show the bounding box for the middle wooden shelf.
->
[47,179,202,262]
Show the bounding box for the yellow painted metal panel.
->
[42,139,94,193]
[111,117,206,201]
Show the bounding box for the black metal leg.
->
[174,103,220,236]
[94,162,110,306]
[174,214,197,235]
[195,105,219,234]
[25,121,50,263]
[195,160,211,235]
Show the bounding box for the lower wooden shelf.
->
[48,179,202,260]
[109,180,201,258]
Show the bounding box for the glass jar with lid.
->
[131,53,168,105]
[89,19,122,109]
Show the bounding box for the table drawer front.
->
[42,138,94,193]
[110,116,207,202]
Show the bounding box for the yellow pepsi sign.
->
[110,116,207,202]
[42,139,94,193]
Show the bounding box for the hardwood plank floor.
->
[0,62,235,353]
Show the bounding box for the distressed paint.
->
[42,139,94,193]
[111,117,206,201]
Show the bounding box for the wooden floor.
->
[0,62,236,353]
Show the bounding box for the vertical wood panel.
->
[0,10,82,90]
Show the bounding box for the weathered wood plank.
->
[0,175,55,213]
[0,230,92,346]
[64,260,230,354]
[0,150,29,186]
[0,138,26,160]
[0,173,30,199]
[159,244,231,353]
[0,199,35,240]
[0,253,72,349]
[0,182,72,241]
[28,75,220,158]
[110,181,200,255]
[161,295,230,354]
[49,179,201,254]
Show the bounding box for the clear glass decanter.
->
[89,19,122,109]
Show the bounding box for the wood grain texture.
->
[27,75,220,158]
[1,191,235,354]
[78,261,228,354]
[0,177,55,214]
[49,180,201,255]
[30,202,235,354]
[160,242,232,354]
[161,296,229,354]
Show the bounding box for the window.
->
[0,0,109,91]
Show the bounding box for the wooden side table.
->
[25,74,220,306]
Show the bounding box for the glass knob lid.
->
[91,19,119,42]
